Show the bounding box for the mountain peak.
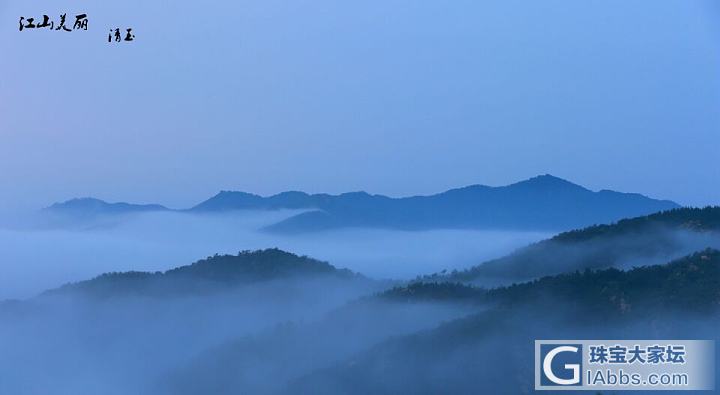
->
[48,197,107,209]
[509,174,588,191]
[191,191,264,211]
[47,248,365,298]
[165,248,350,281]
[46,198,168,214]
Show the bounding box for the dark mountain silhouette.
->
[282,250,720,395]
[430,206,720,286]
[45,197,169,217]
[0,249,383,395]
[406,248,720,311]
[172,249,720,395]
[45,248,370,298]
[486,248,720,311]
[192,174,678,233]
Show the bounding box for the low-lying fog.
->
[0,210,549,299]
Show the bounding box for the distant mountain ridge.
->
[199,175,678,232]
[46,175,679,233]
[45,197,169,216]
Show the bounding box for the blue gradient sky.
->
[1,0,718,212]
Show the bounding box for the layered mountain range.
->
[1,206,719,394]
[46,175,679,233]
